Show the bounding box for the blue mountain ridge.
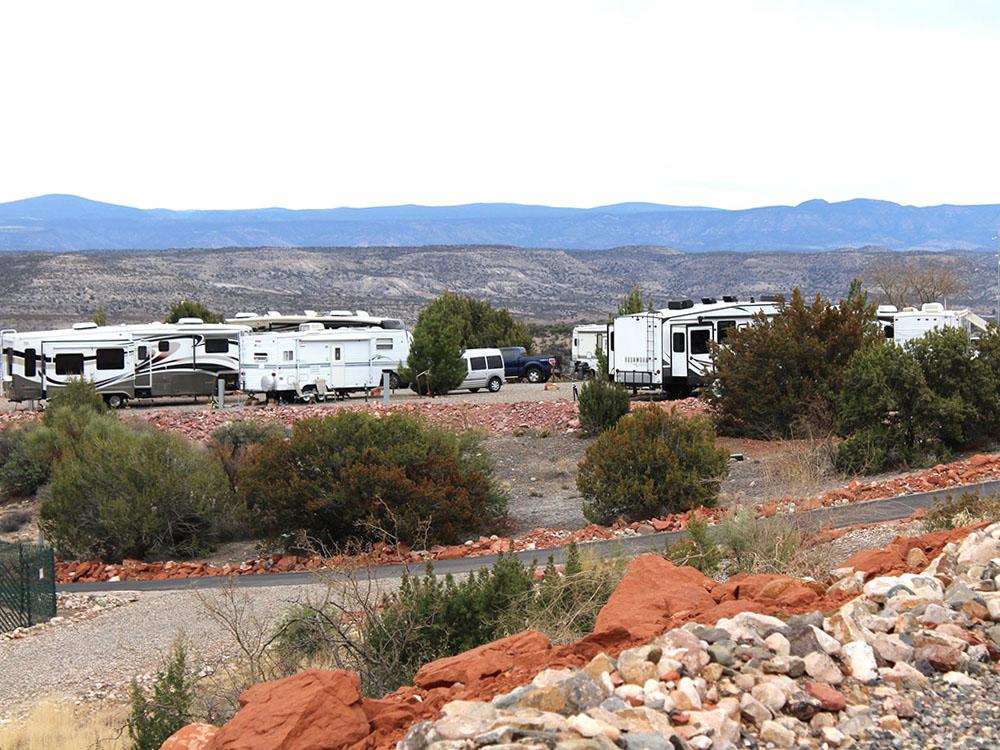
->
[0,194,997,252]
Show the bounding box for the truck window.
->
[470,356,487,370]
[690,330,711,355]
[96,348,125,370]
[23,348,36,378]
[487,355,503,369]
[55,353,84,375]
[717,320,736,342]
[672,332,685,353]
[205,338,230,354]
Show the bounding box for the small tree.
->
[92,307,108,326]
[577,376,630,433]
[127,639,195,750]
[578,408,729,524]
[165,300,223,324]
[402,295,468,396]
[618,285,650,315]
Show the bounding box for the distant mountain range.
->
[1,194,999,252]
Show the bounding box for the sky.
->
[2,0,999,211]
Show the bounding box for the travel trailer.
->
[881,303,987,345]
[227,309,405,332]
[239,324,412,401]
[609,298,780,395]
[571,324,608,378]
[1,319,248,407]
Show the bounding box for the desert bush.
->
[709,288,878,438]
[39,422,235,561]
[664,516,723,574]
[209,420,288,492]
[578,408,729,524]
[239,411,506,550]
[165,299,223,324]
[714,508,830,579]
[45,378,109,419]
[0,427,49,498]
[127,639,195,750]
[577,376,630,433]
[923,491,1000,532]
[0,509,32,534]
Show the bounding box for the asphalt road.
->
[63,478,1000,594]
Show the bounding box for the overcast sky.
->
[2,1,998,210]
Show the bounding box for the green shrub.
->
[578,408,729,524]
[0,428,48,498]
[577,376,630,433]
[924,491,1000,532]
[238,411,507,550]
[39,422,235,561]
[664,516,723,574]
[165,299,223,324]
[44,378,108,420]
[127,639,195,750]
[209,420,288,491]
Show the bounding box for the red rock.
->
[209,669,370,750]
[805,681,847,711]
[160,723,220,750]
[593,555,715,640]
[413,630,552,689]
[756,578,820,608]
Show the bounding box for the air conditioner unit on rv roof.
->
[72,322,98,330]
[921,303,945,313]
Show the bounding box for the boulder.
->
[804,681,847,712]
[209,670,370,750]
[160,723,220,750]
[759,719,796,748]
[414,630,552,688]
[594,556,715,640]
[803,651,842,685]
[841,642,878,684]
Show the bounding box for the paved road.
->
[63,479,1000,594]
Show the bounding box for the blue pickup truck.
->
[499,346,562,383]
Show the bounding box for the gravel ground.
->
[0,580,337,719]
[856,669,1000,749]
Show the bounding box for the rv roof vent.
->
[299,323,325,332]
[666,299,695,310]
[233,312,257,319]
[877,304,899,314]
[921,302,945,313]
[355,310,370,317]
[303,310,318,316]
[266,311,282,317]
[902,306,917,312]
[722,295,738,303]
[177,317,204,325]
[701,297,717,305]
[72,322,98,330]
[326,310,352,316]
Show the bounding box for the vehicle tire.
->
[469,388,480,393]
[105,394,126,409]
[388,372,400,390]
[487,377,503,392]
[525,366,544,383]
[585,369,596,380]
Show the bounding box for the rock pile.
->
[1,591,137,641]
[159,523,1000,750]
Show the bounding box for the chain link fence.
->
[0,541,56,632]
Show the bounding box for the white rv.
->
[239,324,412,401]
[883,302,986,345]
[1,319,248,407]
[227,309,405,332]
[571,324,608,379]
[609,297,780,395]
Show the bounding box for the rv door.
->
[331,344,347,388]
[687,325,713,379]
[669,326,687,379]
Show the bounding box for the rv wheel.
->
[105,394,126,409]
[487,376,503,392]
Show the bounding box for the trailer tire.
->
[487,376,503,392]
[468,388,480,393]
[525,366,544,383]
[105,394,127,409]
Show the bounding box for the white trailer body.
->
[609,299,780,393]
[1,320,247,406]
[889,303,974,345]
[571,324,608,378]
[239,325,412,400]
[227,309,405,332]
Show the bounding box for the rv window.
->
[376,338,393,351]
[573,338,578,347]
[138,346,148,361]
[884,325,894,339]
[23,348,36,378]
[470,356,487,371]
[334,348,342,361]
[5,349,10,377]
[717,320,736,342]
[55,353,84,375]
[283,350,294,361]
[690,330,710,355]
[205,338,229,354]
[487,355,503,369]
[158,340,170,353]
[96,348,125,370]
[597,333,604,350]
[672,332,685,353]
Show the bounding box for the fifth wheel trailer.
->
[1,319,248,407]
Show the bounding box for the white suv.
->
[460,348,505,393]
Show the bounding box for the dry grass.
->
[759,438,836,498]
[715,508,834,581]
[0,699,127,750]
